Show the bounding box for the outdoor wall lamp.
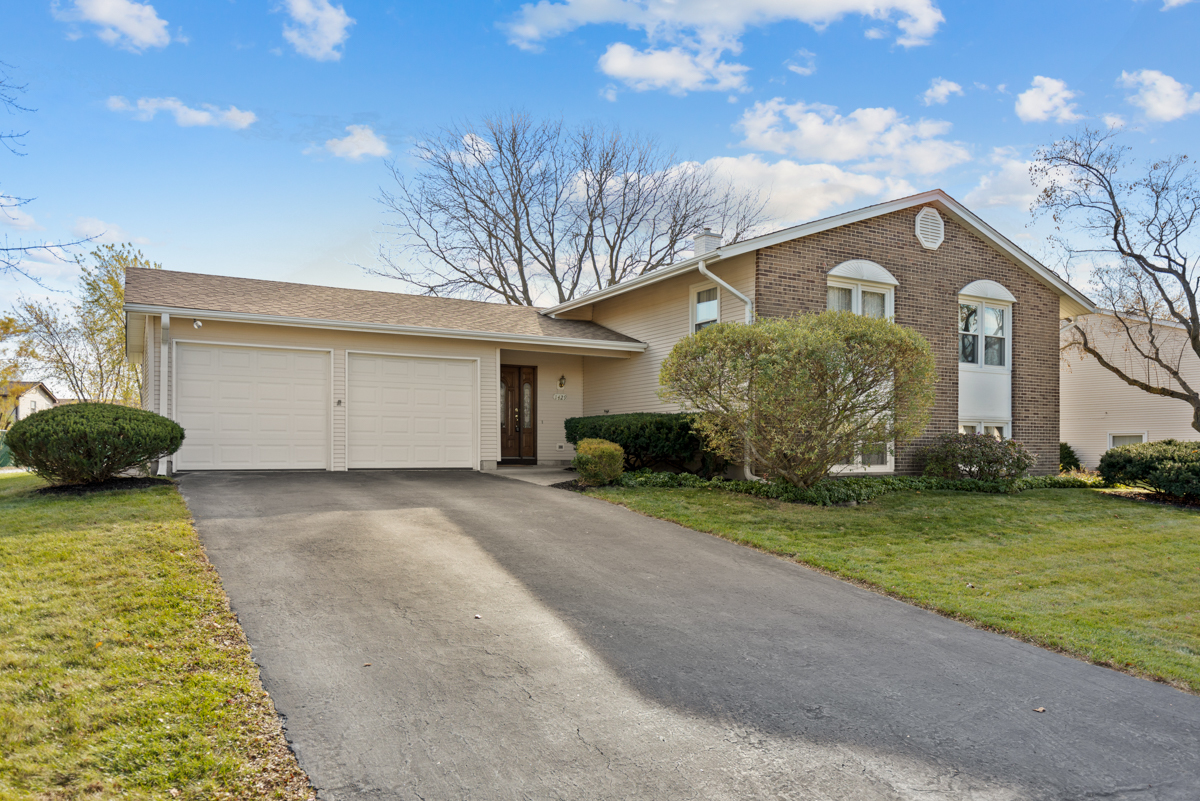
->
[193,319,203,329]
[558,375,567,388]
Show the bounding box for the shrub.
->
[572,438,625,486]
[1098,439,1200,499]
[0,430,11,469]
[920,433,1036,480]
[1060,442,1082,472]
[659,311,937,489]
[6,403,184,485]
[616,469,1102,506]
[564,412,721,475]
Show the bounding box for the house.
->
[1061,314,1200,469]
[0,381,58,428]
[123,189,1094,475]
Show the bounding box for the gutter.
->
[122,303,647,353]
[697,257,753,324]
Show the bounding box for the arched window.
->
[826,259,898,320]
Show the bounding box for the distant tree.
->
[376,110,769,305]
[1,61,90,280]
[1034,128,1200,433]
[11,244,161,404]
[0,315,26,425]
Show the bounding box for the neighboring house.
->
[124,189,1094,475]
[1061,315,1200,469]
[0,381,58,428]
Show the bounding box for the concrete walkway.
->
[180,470,1200,801]
[492,463,576,486]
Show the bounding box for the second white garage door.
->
[346,353,476,468]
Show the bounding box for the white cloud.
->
[72,216,148,245]
[1161,0,1194,8]
[921,77,962,106]
[1103,113,1127,129]
[737,98,970,175]
[0,197,41,231]
[278,0,355,61]
[321,125,390,161]
[53,0,170,51]
[964,153,1036,209]
[706,154,915,225]
[505,0,943,95]
[1118,69,1200,122]
[785,49,816,77]
[598,42,749,93]
[107,96,257,129]
[600,84,619,102]
[1014,76,1082,123]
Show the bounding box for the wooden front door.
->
[500,365,537,462]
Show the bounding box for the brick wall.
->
[754,206,1061,475]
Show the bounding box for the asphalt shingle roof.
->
[125,269,641,345]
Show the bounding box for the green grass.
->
[0,472,313,800]
[587,484,1200,693]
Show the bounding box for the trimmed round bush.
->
[920,432,1036,481]
[572,438,625,486]
[6,403,184,485]
[1098,439,1200,499]
[1060,442,1082,472]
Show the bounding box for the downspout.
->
[696,258,763,482]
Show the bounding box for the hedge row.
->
[564,412,721,474]
[1098,439,1200,500]
[615,469,1104,506]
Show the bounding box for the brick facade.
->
[754,206,1061,475]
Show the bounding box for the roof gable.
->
[543,190,1095,319]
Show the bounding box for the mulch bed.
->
[1103,489,1200,510]
[550,479,589,493]
[35,477,176,496]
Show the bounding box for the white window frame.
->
[832,441,895,474]
[958,297,1012,373]
[827,277,894,320]
[690,280,721,333]
[959,421,1011,440]
[1108,432,1148,449]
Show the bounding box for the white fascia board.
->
[122,303,648,352]
[542,189,1096,318]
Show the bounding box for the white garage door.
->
[347,353,475,468]
[175,343,330,470]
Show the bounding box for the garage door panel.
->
[176,344,330,470]
[347,353,475,469]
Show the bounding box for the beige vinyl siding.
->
[1061,321,1200,469]
[166,319,501,466]
[582,253,754,416]
[500,349,584,462]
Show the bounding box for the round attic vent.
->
[915,207,945,250]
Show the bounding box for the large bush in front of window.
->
[920,432,1036,481]
[1098,439,1200,499]
[658,311,937,489]
[5,403,184,485]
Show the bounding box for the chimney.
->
[693,227,722,256]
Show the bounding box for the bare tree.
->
[1034,127,1200,432]
[375,110,768,305]
[10,244,160,404]
[1,62,90,280]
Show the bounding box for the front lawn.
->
[587,485,1200,693]
[0,471,313,800]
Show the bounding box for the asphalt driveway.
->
[180,470,1200,800]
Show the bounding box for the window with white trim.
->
[834,441,894,473]
[1109,432,1146,448]
[959,300,1009,368]
[827,280,892,319]
[959,422,1008,440]
[693,285,719,332]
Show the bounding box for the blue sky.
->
[2,0,1198,300]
